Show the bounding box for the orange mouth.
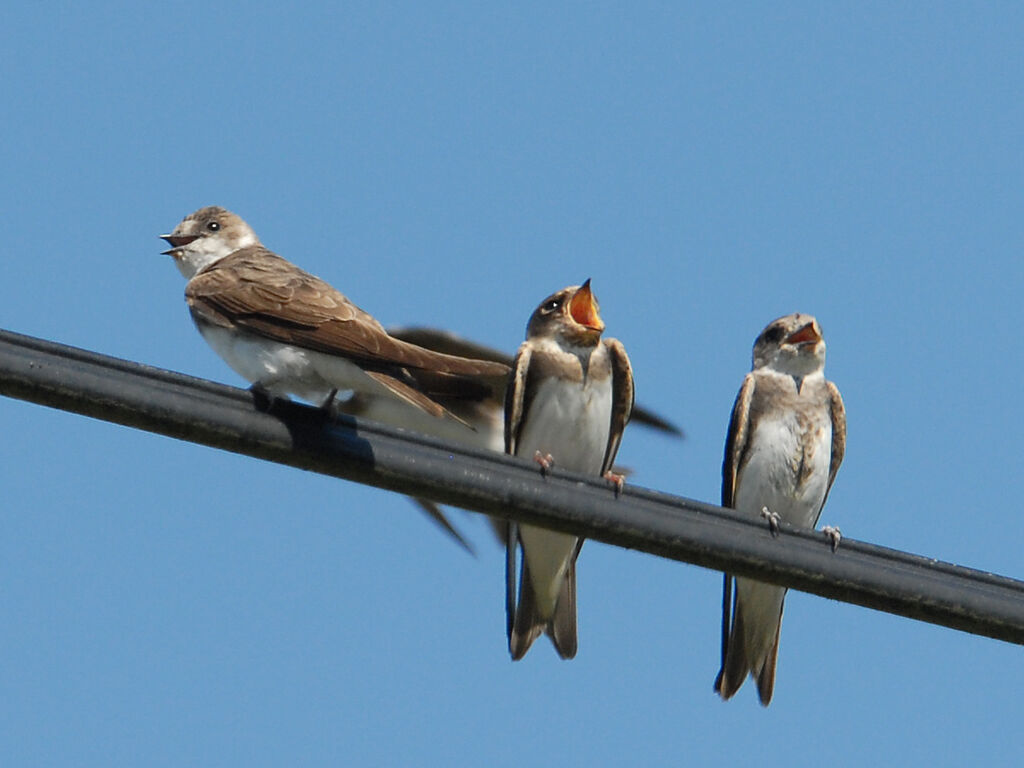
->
[568,279,605,332]
[785,323,821,345]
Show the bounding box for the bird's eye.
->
[762,326,784,344]
[206,221,220,232]
[542,299,561,313]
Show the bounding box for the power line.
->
[2,326,1024,645]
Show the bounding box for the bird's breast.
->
[735,410,832,527]
[517,375,613,474]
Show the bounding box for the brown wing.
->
[717,372,757,692]
[601,338,635,475]
[388,326,511,365]
[185,248,508,380]
[721,373,756,508]
[503,343,534,456]
[392,326,683,437]
[821,380,847,509]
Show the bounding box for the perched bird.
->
[503,281,634,659]
[715,313,846,705]
[159,206,508,421]
[337,326,681,553]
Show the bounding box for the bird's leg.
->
[822,525,842,553]
[760,506,781,537]
[533,451,555,476]
[603,470,626,497]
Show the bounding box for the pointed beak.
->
[785,322,821,345]
[568,279,605,333]
[160,233,198,256]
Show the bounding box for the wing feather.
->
[601,338,635,475]
[721,373,757,508]
[186,248,508,380]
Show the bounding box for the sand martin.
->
[337,326,681,553]
[160,206,509,421]
[503,281,634,659]
[715,313,846,705]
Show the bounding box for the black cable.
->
[3,327,1024,645]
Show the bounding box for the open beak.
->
[568,279,605,333]
[785,322,821,345]
[160,234,198,255]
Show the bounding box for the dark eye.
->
[541,299,561,314]
[762,326,784,344]
[206,221,220,232]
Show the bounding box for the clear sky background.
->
[2,2,1022,766]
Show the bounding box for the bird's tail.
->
[715,578,783,706]
[509,554,578,661]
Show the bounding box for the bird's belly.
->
[516,377,612,475]
[196,324,335,403]
[734,415,831,529]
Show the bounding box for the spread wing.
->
[503,343,533,456]
[185,248,508,381]
[601,338,635,475]
[721,373,756,508]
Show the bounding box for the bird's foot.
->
[603,470,626,497]
[761,506,781,537]
[533,451,555,476]
[822,525,842,553]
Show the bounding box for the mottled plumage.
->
[715,313,846,705]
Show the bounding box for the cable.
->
[2,326,1024,644]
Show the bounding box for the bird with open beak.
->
[159,206,509,421]
[503,280,634,659]
[336,325,682,554]
[715,313,846,705]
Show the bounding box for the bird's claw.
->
[604,470,626,497]
[761,506,781,537]
[822,525,842,552]
[533,451,555,476]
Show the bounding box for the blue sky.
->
[2,2,1023,765]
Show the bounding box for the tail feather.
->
[363,370,473,427]
[546,556,578,659]
[509,557,545,660]
[509,547,579,661]
[715,601,750,700]
[755,607,783,706]
[715,588,785,706]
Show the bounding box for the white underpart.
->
[516,364,613,619]
[198,324,396,405]
[733,369,832,666]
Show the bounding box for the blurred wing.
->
[630,406,683,438]
[387,326,511,365]
[391,326,683,438]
